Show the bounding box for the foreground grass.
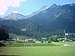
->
[0,46,75,56]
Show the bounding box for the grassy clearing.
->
[52,42,75,46]
[0,46,75,56]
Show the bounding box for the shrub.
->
[0,42,5,47]
[41,40,44,43]
[48,40,51,43]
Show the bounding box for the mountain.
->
[3,13,26,20]
[3,6,49,20]
[28,4,63,29]
[0,3,75,37]
[0,18,3,21]
[28,5,49,18]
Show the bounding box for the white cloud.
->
[0,0,26,15]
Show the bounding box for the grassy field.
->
[0,46,75,56]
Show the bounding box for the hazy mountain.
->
[0,3,75,37]
[3,6,49,20]
[4,13,26,20]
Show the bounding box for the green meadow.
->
[0,46,75,56]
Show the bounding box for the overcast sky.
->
[0,0,75,17]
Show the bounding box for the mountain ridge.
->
[0,3,75,37]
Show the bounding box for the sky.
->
[0,0,75,17]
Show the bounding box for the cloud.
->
[0,0,26,15]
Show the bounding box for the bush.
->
[41,40,44,43]
[0,42,5,47]
[48,40,51,43]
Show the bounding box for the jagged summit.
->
[50,3,58,8]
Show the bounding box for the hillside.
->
[0,3,75,37]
